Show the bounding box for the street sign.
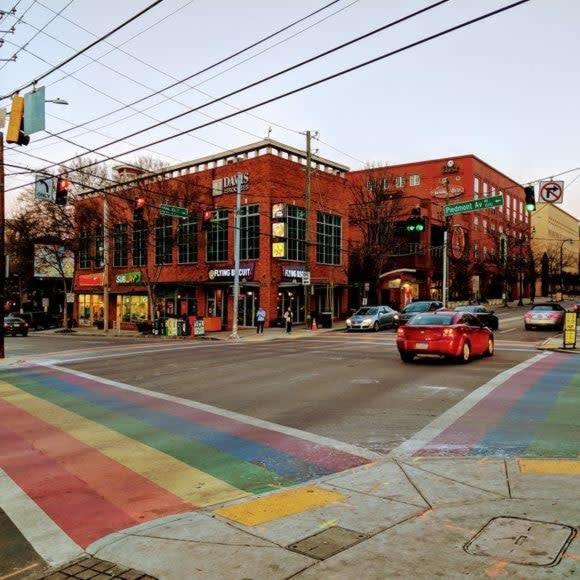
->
[444,195,504,217]
[539,180,564,204]
[23,86,45,135]
[563,312,577,349]
[160,204,188,218]
[35,174,56,202]
[302,272,311,285]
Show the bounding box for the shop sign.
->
[208,265,254,281]
[194,319,205,336]
[78,273,103,287]
[212,172,249,196]
[272,203,286,218]
[283,268,309,281]
[116,271,143,285]
[563,312,577,349]
[272,222,286,237]
[272,242,286,258]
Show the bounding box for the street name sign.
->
[444,195,504,217]
[160,204,188,218]
[35,174,56,202]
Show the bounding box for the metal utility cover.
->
[289,527,367,560]
[464,516,576,567]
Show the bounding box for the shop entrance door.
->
[277,288,304,324]
[237,291,258,327]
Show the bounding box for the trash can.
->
[319,311,333,329]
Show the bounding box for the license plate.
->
[415,342,428,350]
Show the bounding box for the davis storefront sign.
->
[115,271,143,284]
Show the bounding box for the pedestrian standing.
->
[284,307,293,333]
[256,306,266,334]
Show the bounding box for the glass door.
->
[238,291,258,327]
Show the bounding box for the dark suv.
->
[394,300,443,326]
[11,311,59,331]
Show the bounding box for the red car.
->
[397,310,494,363]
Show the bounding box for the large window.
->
[286,205,306,261]
[113,223,128,267]
[207,209,228,262]
[240,204,259,260]
[79,230,90,269]
[155,216,173,265]
[316,211,341,265]
[178,213,198,264]
[94,226,104,268]
[118,295,148,323]
[132,221,147,267]
[409,174,420,186]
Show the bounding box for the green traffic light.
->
[526,203,535,212]
[415,223,424,232]
[407,224,415,232]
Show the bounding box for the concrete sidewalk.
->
[43,456,579,579]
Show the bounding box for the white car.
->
[346,306,398,331]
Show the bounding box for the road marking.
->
[498,328,516,334]
[0,469,82,568]
[390,353,549,457]
[214,486,345,526]
[518,459,580,475]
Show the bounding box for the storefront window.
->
[207,210,228,262]
[240,204,259,260]
[287,206,306,261]
[119,295,148,322]
[206,288,225,319]
[78,294,104,325]
[316,212,341,265]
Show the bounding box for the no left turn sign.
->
[539,180,564,204]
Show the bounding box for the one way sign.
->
[539,180,564,204]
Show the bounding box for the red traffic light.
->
[56,178,70,191]
[135,197,145,209]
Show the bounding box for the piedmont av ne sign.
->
[444,195,504,217]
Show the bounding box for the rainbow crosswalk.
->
[416,352,580,458]
[0,364,370,548]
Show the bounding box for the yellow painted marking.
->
[214,486,345,526]
[0,381,248,506]
[518,458,580,476]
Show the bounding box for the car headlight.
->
[346,318,352,326]
[394,314,399,320]
[362,318,373,325]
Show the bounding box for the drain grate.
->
[464,516,576,567]
[288,527,367,560]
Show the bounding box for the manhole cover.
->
[464,516,576,567]
[288,527,367,560]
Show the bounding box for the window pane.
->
[178,213,198,264]
[240,204,259,260]
[316,211,341,265]
[155,216,173,265]
[207,209,228,262]
[113,223,128,267]
[286,206,306,261]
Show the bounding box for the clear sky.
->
[1,0,579,220]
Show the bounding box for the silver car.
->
[346,306,398,331]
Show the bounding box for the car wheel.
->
[400,352,415,363]
[484,338,494,357]
[373,321,379,332]
[457,341,471,363]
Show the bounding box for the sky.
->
[1,0,579,220]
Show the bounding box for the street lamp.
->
[45,98,69,105]
[560,239,573,298]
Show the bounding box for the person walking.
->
[284,307,293,333]
[256,306,266,334]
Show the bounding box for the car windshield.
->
[408,314,454,325]
[531,305,559,311]
[355,308,378,315]
[402,303,430,313]
[5,317,23,323]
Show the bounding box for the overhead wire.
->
[0,0,167,99]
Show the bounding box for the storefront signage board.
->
[563,312,577,349]
[78,273,104,287]
[212,172,249,196]
[116,271,143,284]
[208,265,254,281]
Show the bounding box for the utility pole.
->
[103,194,110,332]
[230,172,242,339]
[0,132,5,358]
[304,130,312,327]
[442,177,450,308]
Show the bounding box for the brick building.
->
[347,155,531,308]
[73,139,351,331]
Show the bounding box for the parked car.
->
[11,311,58,330]
[454,305,499,330]
[346,306,398,331]
[397,310,494,363]
[524,303,566,330]
[393,300,443,326]
[3,316,29,337]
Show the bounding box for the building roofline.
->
[536,202,580,224]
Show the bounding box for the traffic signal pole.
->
[230,172,242,340]
[442,178,450,308]
[0,132,5,358]
[304,130,312,327]
[103,194,110,332]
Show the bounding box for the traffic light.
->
[134,197,145,221]
[524,186,536,212]
[406,207,425,232]
[55,177,70,206]
[6,95,30,146]
[202,210,213,230]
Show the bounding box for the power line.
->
[0,0,74,72]
[6,0,455,185]
[21,0,346,148]
[0,0,35,42]
[0,0,167,100]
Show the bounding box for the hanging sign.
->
[563,312,577,349]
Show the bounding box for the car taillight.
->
[396,328,405,337]
[524,313,531,319]
[442,328,455,337]
[23,323,28,327]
